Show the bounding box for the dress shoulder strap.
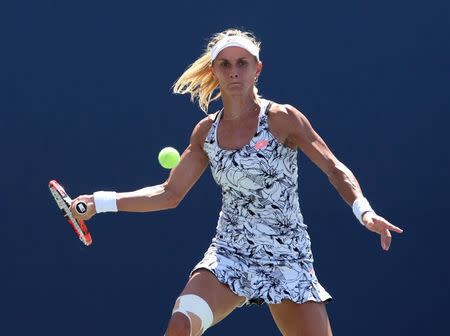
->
[264,100,273,115]
[213,109,223,123]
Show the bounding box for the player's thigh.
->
[268,300,332,336]
[178,268,246,325]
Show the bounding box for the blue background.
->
[2,0,449,335]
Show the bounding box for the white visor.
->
[210,36,260,62]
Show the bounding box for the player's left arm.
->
[271,104,403,250]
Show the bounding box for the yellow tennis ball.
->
[158,147,181,169]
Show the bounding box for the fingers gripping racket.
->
[48,180,92,246]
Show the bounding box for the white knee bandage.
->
[172,294,213,335]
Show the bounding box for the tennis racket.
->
[48,179,93,246]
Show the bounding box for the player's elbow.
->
[326,161,346,184]
[164,187,183,209]
[166,195,182,209]
[328,161,354,187]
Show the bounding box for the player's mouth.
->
[228,82,242,88]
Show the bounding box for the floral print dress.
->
[192,99,332,305]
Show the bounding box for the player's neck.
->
[221,95,260,121]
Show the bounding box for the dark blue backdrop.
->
[2,0,449,335]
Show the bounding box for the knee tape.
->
[172,294,213,334]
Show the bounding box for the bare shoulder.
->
[267,102,310,149]
[190,113,216,146]
[268,102,308,125]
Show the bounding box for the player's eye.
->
[238,59,248,67]
[220,61,230,68]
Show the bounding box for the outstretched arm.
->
[270,104,403,250]
[70,116,212,220]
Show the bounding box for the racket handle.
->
[75,201,88,215]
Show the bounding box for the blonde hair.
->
[172,29,261,113]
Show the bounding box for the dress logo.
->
[254,139,268,150]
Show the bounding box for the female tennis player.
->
[70,28,403,336]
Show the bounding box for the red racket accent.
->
[48,180,93,246]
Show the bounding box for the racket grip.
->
[75,201,88,215]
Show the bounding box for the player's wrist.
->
[352,197,374,225]
[93,191,118,213]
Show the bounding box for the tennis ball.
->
[158,147,181,169]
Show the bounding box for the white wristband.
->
[93,191,118,213]
[352,197,374,225]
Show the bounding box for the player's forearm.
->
[327,162,363,207]
[115,184,180,212]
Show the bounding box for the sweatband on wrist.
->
[93,191,118,213]
[352,197,374,225]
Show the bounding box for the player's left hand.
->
[362,212,403,251]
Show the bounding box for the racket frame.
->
[48,180,92,246]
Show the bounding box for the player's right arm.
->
[70,116,213,219]
[116,117,211,212]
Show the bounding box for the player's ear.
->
[255,61,263,80]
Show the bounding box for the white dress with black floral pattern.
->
[192,99,332,305]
